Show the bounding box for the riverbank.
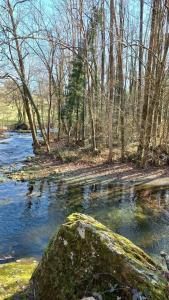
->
[7,151,169,188]
[1,131,168,186]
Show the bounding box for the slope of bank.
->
[7,154,169,189]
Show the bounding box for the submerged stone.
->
[31,213,168,300]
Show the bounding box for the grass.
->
[0,260,37,300]
[0,101,18,129]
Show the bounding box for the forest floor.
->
[6,141,169,188]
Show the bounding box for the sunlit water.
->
[0,132,33,167]
[0,132,169,262]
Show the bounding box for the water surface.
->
[0,132,33,167]
[0,132,169,261]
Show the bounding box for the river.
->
[0,132,169,262]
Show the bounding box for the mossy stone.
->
[31,213,168,300]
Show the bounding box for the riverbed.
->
[1,132,169,262]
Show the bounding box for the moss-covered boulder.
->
[31,213,168,300]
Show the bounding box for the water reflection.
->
[1,177,169,261]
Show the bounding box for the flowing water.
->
[0,132,169,262]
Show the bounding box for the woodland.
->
[1,1,169,299]
[0,0,168,167]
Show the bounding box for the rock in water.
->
[31,213,168,300]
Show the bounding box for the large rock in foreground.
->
[31,213,168,300]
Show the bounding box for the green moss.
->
[31,213,168,300]
[0,260,37,300]
[67,213,157,271]
[67,213,107,231]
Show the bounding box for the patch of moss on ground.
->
[0,260,37,300]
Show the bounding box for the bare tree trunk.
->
[138,0,159,165]
[139,0,168,166]
[23,96,39,149]
[47,70,52,143]
[108,0,114,162]
[101,0,105,111]
[7,0,50,152]
[118,0,125,161]
[24,84,50,152]
[137,0,144,132]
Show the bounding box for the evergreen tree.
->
[62,52,85,143]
